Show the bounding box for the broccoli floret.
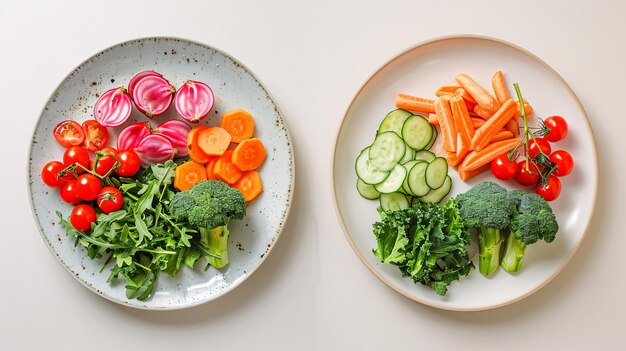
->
[169,180,246,268]
[501,192,559,272]
[456,182,513,276]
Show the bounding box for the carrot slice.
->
[213,150,242,184]
[455,74,500,113]
[491,70,511,106]
[438,85,461,93]
[221,109,255,143]
[472,117,486,129]
[491,129,515,142]
[458,164,489,181]
[456,132,471,160]
[473,104,494,120]
[197,127,232,156]
[455,88,477,105]
[435,90,455,97]
[450,95,475,139]
[505,117,520,136]
[516,99,534,116]
[461,138,520,171]
[187,126,211,164]
[232,171,263,202]
[204,157,219,180]
[471,99,517,151]
[174,161,207,191]
[395,93,435,113]
[434,96,456,152]
[428,113,439,125]
[232,138,267,171]
[446,151,463,167]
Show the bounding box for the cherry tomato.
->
[528,138,552,159]
[116,150,141,177]
[97,186,124,214]
[550,150,574,177]
[41,161,74,188]
[490,153,517,180]
[53,120,85,148]
[93,147,118,176]
[536,175,562,201]
[60,181,82,205]
[70,204,97,231]
[514,160,540,186]
[543,116,569,142]
[63,146,90,174]
[75,174,102,201]
[82,120,109,152]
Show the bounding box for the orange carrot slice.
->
[516,99,534,116]
[438,85,461,93]
[213,150,242,184]
[232,171,263,202]
[232,138,267,171]
[491,129,515,142]
[458,164,489,181]
[204,157,219,180]
[491,70,511,106]
[187,126,211,164]
[445,151,463,167]
[434,96,456,152]
[473,104,494,120]
[197,127,232,156]
[174,161,207,191]
[472,117,486,129]
[435,90,455,97]
[428,113,439,125]
[450,95,475,138]
[461,138,520,171]
[395,93,435,113]
[221,109,255,143]
[505,117,520,136]
[455,74,500,114]
[471,99,517,151]
[455,87,477,105]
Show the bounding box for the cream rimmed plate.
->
[332,36,597,311]
[28,37,294,310]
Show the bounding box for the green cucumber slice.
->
[407,161,430,197]
[374,164,407,194]
[380,192,410,211]
[378,109,412,135]
[425,157,448,189]
[424,124,438,150]
[356,178,380,200]
[401,115,433,150]
[414,150,436,163]
[418,176,452,204]
[355,147,389,184]
[368,132,406,172]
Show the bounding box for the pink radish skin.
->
[175,80,214,123]
[156,120,191,157]
[93,87,133,127]
[128,71,162,100]
[134,134,175,167]
[131,75,176,118]
[117,122,152,151]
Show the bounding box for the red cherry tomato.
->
[70,204,97,231]
[116,150,141,177]
[549,150,574,177]
[490,153,517,180]
[514,160,540,186]
[543,116,569,142]
[97,186,124,214]
[93,147,118,176]
[82,120,109,152]
[75,174,102,201]
[41,161,74,188]
[53,120,85,148]
[63,146,90,174]
[528,138,552,159]
[60,181,82,205]
[536,175,562,201]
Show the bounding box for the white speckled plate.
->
[333,36,598,311]
[28,37,294,310]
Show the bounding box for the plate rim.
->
[27,36,295,310]
[330,34,599,311]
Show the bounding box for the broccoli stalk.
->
[501,190,558,273]
[456,182,513,276]
[169,180,246,269]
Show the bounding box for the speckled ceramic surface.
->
[28,37,294,309]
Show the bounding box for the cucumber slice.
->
[380,192,410,211]
[424,124,438,150]
[407,161,430,197]
[355,147,389,184]
[425,157,448,189]
[374,164,407,194]
[414,150,436,163]
[399,143,415,164]
[368,132,406,172]
[378,109,412,135]
[356,178,380,200]
[418,176,452,204]
[401,115,433,150]
[401,160,420,196]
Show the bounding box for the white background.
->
[1,0,624,349]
